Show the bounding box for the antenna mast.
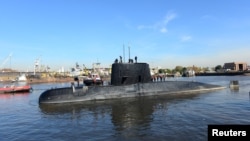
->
[123,44,125,63]
[128,43,130,62]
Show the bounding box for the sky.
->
[1,0,250,71]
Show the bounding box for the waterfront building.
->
[223,62,248,71]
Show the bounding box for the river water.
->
[0,76,249,141]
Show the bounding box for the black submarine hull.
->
[39,81,225,104]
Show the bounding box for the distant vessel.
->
[15,74,27,82]
[8,74,27,83]
[83,73,103,86]
[195,71,245,76]
[0,85,31,94]
[69,63,82,77]
[39,58,225,104]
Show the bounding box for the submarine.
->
[39,60,225,104]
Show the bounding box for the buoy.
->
[229,80,239,89]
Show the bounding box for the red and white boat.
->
[0,85,32,94]
[83,73,103,86]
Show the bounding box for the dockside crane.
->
[0,53,13,70]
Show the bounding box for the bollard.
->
[71,82,75,93]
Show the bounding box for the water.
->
[0,76,250,141]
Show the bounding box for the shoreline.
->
[195,71,250,76]
[0,76,111,84]
[0,77,75,84]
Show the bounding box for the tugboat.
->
[0,85,32,94]
[39,58,225,104]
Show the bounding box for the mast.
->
[123,44,125,63]
[128,44,130,62]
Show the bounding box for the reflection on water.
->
[1,76,250,141]
[39,94,209,139]
[0,93,29,99]
[39,94,200,115]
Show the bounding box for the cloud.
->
[137,12,177,33]
[163,12,176,24]
[160,27,167,33]
[180,35,192,42]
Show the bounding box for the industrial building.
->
[223,62,248,71]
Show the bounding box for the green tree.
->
[174,66,183,74]
[215,65,222,72]
[158,69,165,74]
[182,67,187,73]
[165,69,172,74]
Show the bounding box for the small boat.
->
[16,74,27,82]
[83,73,103,86]
[0,85,32,94]
[10,74,27,82]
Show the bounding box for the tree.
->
[215,65,222,72]
[158,69,165,74]
[174,66,183,74]
[165,69,172,74]
[182,67,187,73]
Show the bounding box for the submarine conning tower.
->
[111,62,152,86]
